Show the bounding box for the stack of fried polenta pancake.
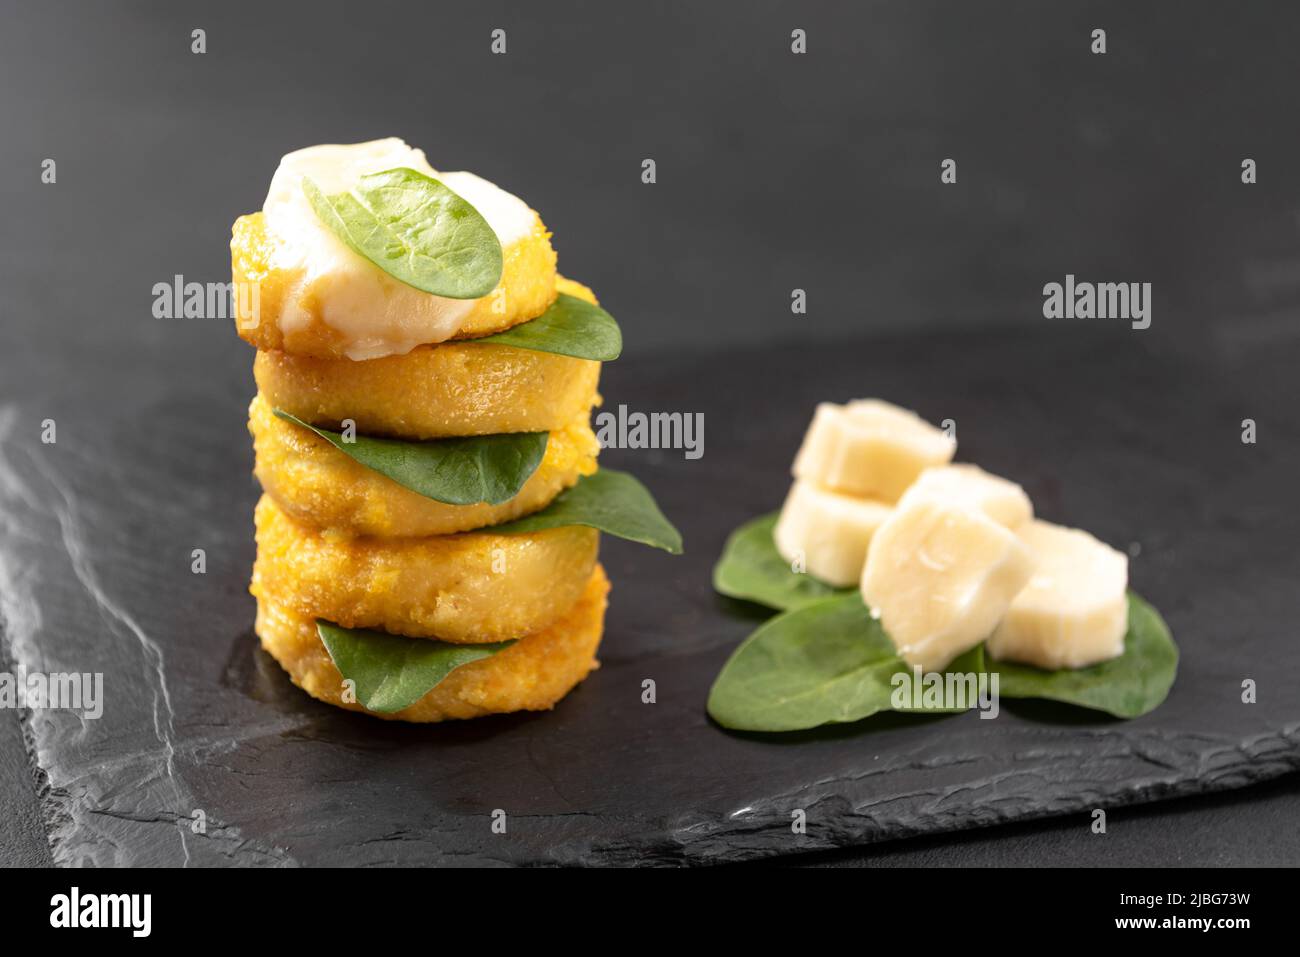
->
[230,140,617,722]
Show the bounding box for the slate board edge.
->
[561,723,1300,865]
[9,713,1297,867]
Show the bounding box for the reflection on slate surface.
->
[1,328,1296,865]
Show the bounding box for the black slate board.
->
[0,326,1297,866]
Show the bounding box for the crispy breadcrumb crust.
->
[250,278,602,440]
[256,564,610,722]
[249,394,599,537]
[251,495,599,643]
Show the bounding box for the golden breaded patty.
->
[251,495,599,643]
[251,278,602,440]
[256,564,610,722]
[249,393,600,537]
[231,210,558,357]
[549,275,598,308]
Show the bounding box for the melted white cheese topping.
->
[262,138,535,359]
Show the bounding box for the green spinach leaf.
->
[713,511,852,611]
[304,167,502,298]
[708,581,1177,730]
[490,468,682,554]
[474,293,622,361]
[710,512,1178,728]
[273,409,548,506]
[986,593,1177,718]
[707,593,983,732]
[317,620,514,714]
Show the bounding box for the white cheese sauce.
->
[262,138,535,359]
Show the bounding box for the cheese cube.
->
[792,400,956,502]
[987,520,1128,670]
[861,499,1035,672]
[897,464,1032,529]
[774,480,893,587]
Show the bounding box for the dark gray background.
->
[1,0,1297,866]
[4,0,1300,374]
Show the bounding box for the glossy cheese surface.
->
[987,520,1129,670]
[896,463,1032,529]
[861,499,1034,672]
[792,399,956,503]
[774,479,892,587]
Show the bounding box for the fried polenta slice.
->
[249,393,600,537]
[251,278,602,440]
[230,209,558,357]
[251,496,598,643]
[256,564,610,722]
